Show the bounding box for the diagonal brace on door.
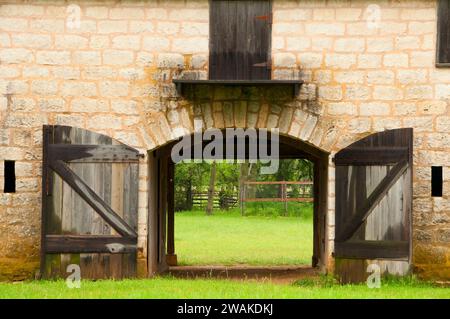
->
[335,160,408,242]
[50,159,138,239]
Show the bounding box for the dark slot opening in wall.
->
[431,166,443,197]
[4,160,16,193]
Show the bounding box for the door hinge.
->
[255,13,273,24]
[253,60,272,69]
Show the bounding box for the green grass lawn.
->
[175,204,313,266]
[0,276,448,299]
[1,205,447,299]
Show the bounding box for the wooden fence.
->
[189,181,313,214]
[192,191,238,209]
[241,181,314,215]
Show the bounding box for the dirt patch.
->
[168,265,320,284]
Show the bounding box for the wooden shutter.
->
[437,0,450,66]
[41,125,141,279]
[333,128,413,283]
[209,0,272,80]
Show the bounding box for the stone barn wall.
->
[0,0,448,281]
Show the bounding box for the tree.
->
[174,159,314,212]
[216,162,240,209]
[174,161,210,211]
[206,161,217,215]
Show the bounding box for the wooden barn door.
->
[41,125,141,279]
[147,148,174,275]
[333,128,413,283]
[209,0,272,80]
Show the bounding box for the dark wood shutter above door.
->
[209,0,272,80]
[333,128,413,283]
[437,0,450,66]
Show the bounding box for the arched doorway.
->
[38,125,413,282]
[147,129,329,276]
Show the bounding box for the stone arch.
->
[141,87,334,155]
[136,84,340,276]
[145,125,331,275]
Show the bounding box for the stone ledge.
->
[172,79,303,99]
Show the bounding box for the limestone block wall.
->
[271,0,449,279]
[0,0,448,280]
[0,0,211,280]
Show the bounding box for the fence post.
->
[241,183,246,216]
[238,181,312,216]
[282,182,288,216]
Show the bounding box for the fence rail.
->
[243,181,313,185]
[188,181,313,214]
[241,180,313,215]
[192,191,238,209]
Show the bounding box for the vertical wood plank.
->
[40,126,52,277]
[318,156,328,271]
[438,0,450,64]
[76,129,94,274]
[147,152,159,276]
[312,160,319,267]
[158,158,168,273]
[48,174,63,234]
[60,254,71,278]
[335,258,367,284]
[167,160,175,257]
[45,254,61,278]
[109,254,122,279]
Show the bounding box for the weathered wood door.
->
[147,148,175,275]
[333,128,413,283]
[41,125,141,279]
[209,0,272,80]
[437,0,450,66]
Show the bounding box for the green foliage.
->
[215,162,240,209]
[174,159,314,213]
[259,159,313,181]
[174,161,212,211]
[215,161,240,188]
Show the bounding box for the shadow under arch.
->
[146,128,330,276]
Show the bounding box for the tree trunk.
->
[239,162,247,215]
[186,179,193,210]
[206,161,217,215]
[247,163,258,198]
